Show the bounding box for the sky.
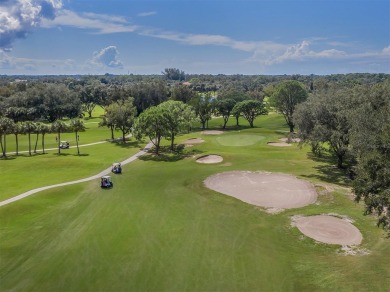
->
[0,0,389,75]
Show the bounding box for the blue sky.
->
[1,0,389,75]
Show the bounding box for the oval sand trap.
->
[196,155,223,164]
[181,138,205,145]
[204,171,317,209]
[202,130,224,135]
[294,215,363,245]
[279,137,301,143]
[267,142,292,147]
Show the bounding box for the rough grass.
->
[0,113,389,291]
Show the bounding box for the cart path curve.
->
[0,142,153,207]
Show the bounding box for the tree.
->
[42,84,81,122]
[349,82,390,234]
[270,80,308,132]
[38,123,51,154]
[215,98,236,129]
[21,121,36,156]
[51,120,68,154]
[11,122,22,156]
[133,106,165,154]
[0,117,14,158]
[110,98,137,143]
[69,119,86,155]
[159,100,196,150]
[33,122,43,153]
[171,83,196,103]
[99,114,116,140]
[190,93,214,129]
[162,68,185,81]
[232,100,267,128]
[78,81,107,118]
[294,87,356,168]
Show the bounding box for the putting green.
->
[216,134,265,146]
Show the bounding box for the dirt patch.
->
[196,155,223,164]
[267,142,292,147]
[204,171,317,209]
[292,215,363,245]
[202,130,224,135]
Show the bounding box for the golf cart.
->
[101,175,113,188]
[59,141,70,149]
[112,162,122,174]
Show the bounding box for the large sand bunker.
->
[196,155,223,164]
[204,171,317,209]
[293,215,363,245]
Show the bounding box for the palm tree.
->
[11,122,22,156]
[69,119,85,155]
[0,117,15,158]
[38,123,51,154]
[51,121,68,154]
[21,121,36,156]
[33,122,42,153]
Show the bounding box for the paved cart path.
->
[0,142,153,207]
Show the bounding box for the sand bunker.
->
[293,215,363,245]
[267,142,292,147]
[196,155,223,164]
[279,137,301,143]
[181,138,205,145]
[202,130,224,135]
[204,171,317,209]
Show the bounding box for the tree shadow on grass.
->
[300,152,351,187]
[0,156,16,160]
[139,145,203,162]
[109,139,142,149]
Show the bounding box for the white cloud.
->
[88,46,123,69]
[137,11,157,17]
[382,46,390,55]
[41,9,137,34]
[0,0,63,48]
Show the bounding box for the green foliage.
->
[159,100,196,150]
[105,98,137,143]
[133,105,165,154]
[294,87,357,168]
[162,68,185,81]
[170,83,196,103]
[69,119,86,155]
[270,80,308,132]
[0,116,14,157]
[190,92,215,129]
[350,82,390,234]
[214,98,236,129]
[232,99,267,128]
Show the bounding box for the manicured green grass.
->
[1,113,389,291]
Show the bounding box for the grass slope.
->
[1,114,389,291]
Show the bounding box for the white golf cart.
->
[101,176,113,188]
[111,162,122,174]
[59,141,70,149]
